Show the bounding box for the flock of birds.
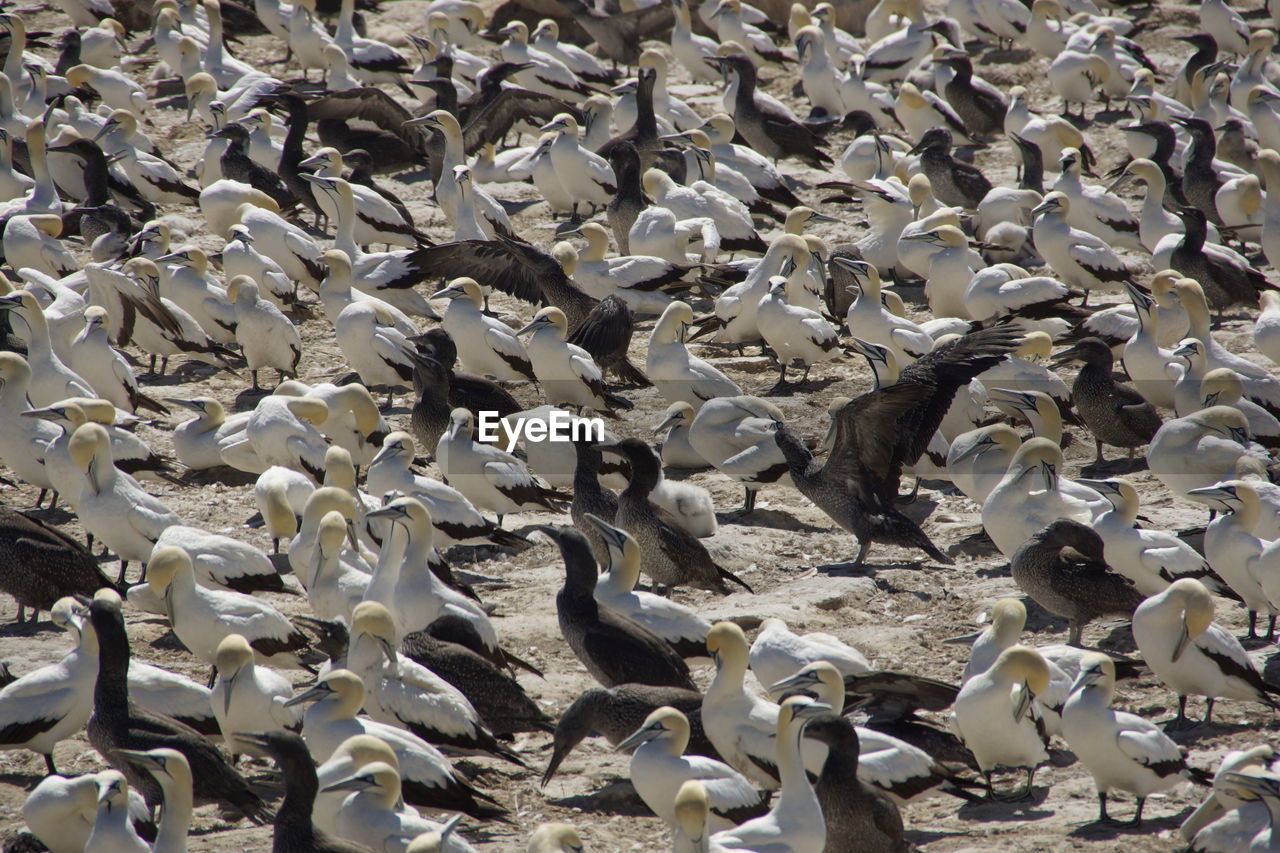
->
[10,0,1280,848]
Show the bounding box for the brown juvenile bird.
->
[1051,336,1161,464]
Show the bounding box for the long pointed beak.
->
[652,412,681,433]
[615,726,658,752]
[284,685,329,707]
[1172,620,1193,662]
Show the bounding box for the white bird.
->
[648,301,742,410]
[951,645,1051,798]
[322,760,476,853]
[153,524,284,595]
[287,668,501,827]
[1148,405,1253,501]
[981,437,1095,557]
[1062,652,1197,825]
[757,276,842,390]
[841,258,933,364]
[167,397,252,472]
[67,422,180,582]
[688,395,790,513]
[517,307,627,416]
[587,514,710,658]
[299,147,418,248]
[22,768,152,853]
[304,509,368,622]
[231,393,330,482]
[434,409,563,523]
[211,634,297,759]
[65,307,162,416]
[335,301,415,406]
[749,617,871,691]
[946,423,1021,505]
[1076,477,1215,597]
[229,276,301,392]
[432,277,534,382]
[1184,479,1280,640]
[221,224,295,307]
[541,113,615,218]
[84,771,148,853]
[1133,579,1280,728]
[654,401,709,469]
[345,601,519,764]
[645,167,764,257]
[1031,192,1130,303]
[1051,148,1144,252]
[145,546,314,670]
[710,696,829,853]
[616,705,767,832]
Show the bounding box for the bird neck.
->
[93,623,131,713]
[152,777,193,852]
[79,148,113,207]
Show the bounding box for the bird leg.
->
[14,604,25,624]
[272,537,281,555]
[1268,615,1277,641]
[251,369,261,391]
[116,561,129,585]
[33,489,47,509]
[1202,697,1216,725]
[1247,610,1259,639]
[850,539,871,569]
[1015,766,1037,800]
[1096,791,1115,823]
[1165,695,1191,730]
[983,771,997,800]
[765,361,790,395]
[1093,438,1106,465]
[43,754,57,776]
[1068,620,1083,647]
[207,666,218,689]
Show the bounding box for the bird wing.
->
[1068,240,1129,281]
[305,89,429,154]
[823,383,933,488]
[566,294,631,362]
[1114,713,1184,770]
[413,240,545,305]
[463,89,583,154]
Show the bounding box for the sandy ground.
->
[2,0,1280,849]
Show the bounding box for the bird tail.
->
[130,388,171,415]
[717,565,754,594]
[611,356,652,388]
[502,648,545,679]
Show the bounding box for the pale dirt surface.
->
[1,0,1279,850]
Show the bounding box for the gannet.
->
[0,290,96,406]
[711,696,829,853]
[541,113,616,218]
[211,634,297,760]
[297,148,417,248]
[496,20,595,101]
[648,301,742,410]
[220,394,329,482]
[345,601,521,765]
[229,201,325,292]
[152,523,285,595]
[83,771,148,853]
[1133,579,1280,728]
[518,307,630,416]
[1062,652,1197,825]
[749,617,871,691]
[67,422,179,582]
[302,509,366,621]
[951,646,1051,798]
[1148,405,1253,501]
[1051,148,1143,251]
[65,307,164,416]
[286,669,507,820]
[556,222,694,314]
[22,768,153,853]
[981,437,1095,557]
[145,546,314,670]
[1076,477,1215,596]
[1031,192,1131,304]
[435,409,564,523]
[654,401,710,469]
[222,224,294,307]
[225,276,301,392]
[432,277,534,382]
[840,258,932,364]
[756,275,841,390]
[617,705,767,831]
[688,395,789,512]
[166,397,252,471]
[945,423,1021,505]
[1047,45,1110,119]
[1186,480,1280,640]
[585,514,711,658]
[322,761,476,853]
[362,497,498,643]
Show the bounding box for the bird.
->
[609,437,753,594]
[0,505,114,623]
[1062,652,1203,826]
[1134,579,1280,728]
[210,634,298,760]
[84,594,272,821]
[1011,519,1146,647]
[544,523,697,690]
[1050,337,1162,463]
[616,705,769,831]
[951,645,1051,800]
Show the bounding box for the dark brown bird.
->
[0,506,117,623]
[1051,336,1161,463]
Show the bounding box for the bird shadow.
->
[1081,457,1148,476]
[180,466,258,488]
[1067,808,1190,838]
[23,504,76,525]
[233,387,275,409]
[1161,716,1255,744]
[717,507,828,533]
[978,47,1033,65]
[956,784,1053,821]
[545,779,656,817]
[0,770,45,792]
[149,628,192,654]
[1261,653,1280,686]
[0,618,60,638]
[760,377,841,397]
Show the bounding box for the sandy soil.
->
[2,0,1279,849]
